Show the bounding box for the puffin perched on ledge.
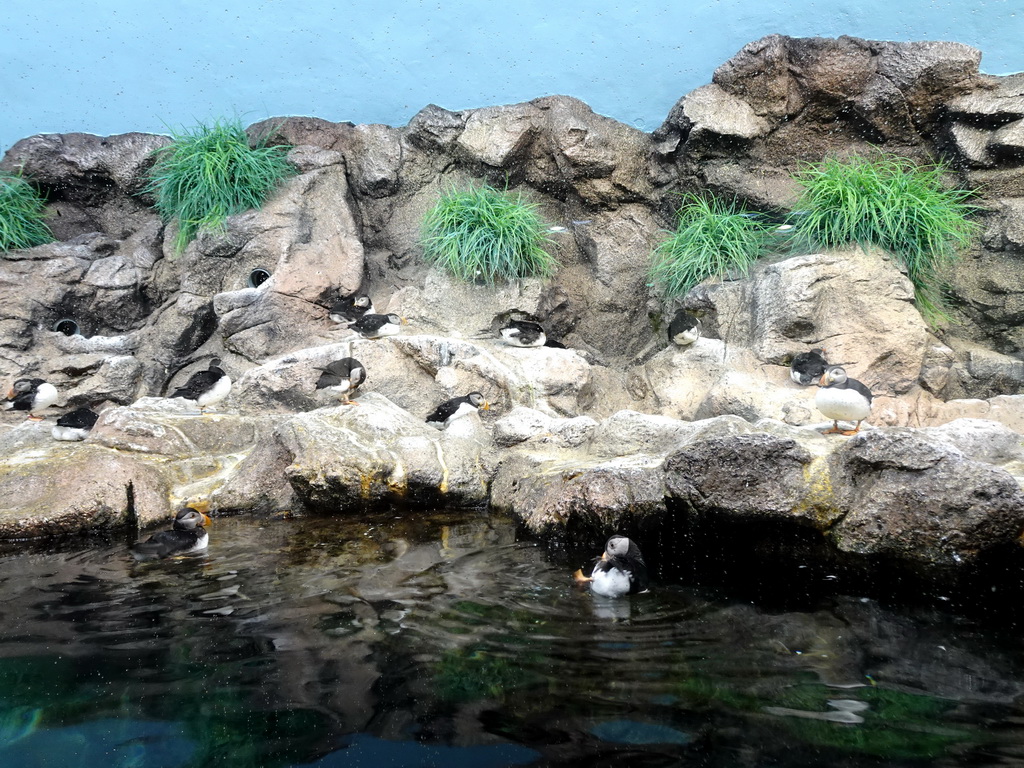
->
[350,313,406,339]
[815,365,873,435]
[329,293,375,326]
[667,310,701,347]
[426,392,490,429]
[316,357,367,405]
[790,348,829,386]
[573,535,650,597]
[3,378,59,420]
[52,405,100,441]
[132,500,212,560]
[499,319,547,348]
[170,359,231,413]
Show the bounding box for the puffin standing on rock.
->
[426,392,490,429]
[350,313,406,339]
[170,359,232,414]
[816,365,873,435]
[316,357,367,405]
[3,378,59,420]
[132,500,212,560]
[573,535,650,597]
[790,348,829,386]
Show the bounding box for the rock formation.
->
[1,35,1023,581]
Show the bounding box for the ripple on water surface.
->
[0,510,1021,767]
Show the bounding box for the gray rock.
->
[827,429,1024,566]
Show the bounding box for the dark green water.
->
[1,510,1023,767]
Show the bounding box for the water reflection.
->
[0,511,1022,766]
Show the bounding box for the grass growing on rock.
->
[421,183,557,285]
[791,153,981,319]
[0,172,53,251]
[648,194,777,298]
[145,119,294,253]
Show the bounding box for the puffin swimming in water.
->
[328,293,375,326]
[816,365,873,435]
[3,378,59,420]
[499,319,547,348]
[790,348,829,386]
[132,500,212,560]
[169,359,232,413]
[573,535,650,597]
[316,357,366,405]
[426,392,490,429]
[667,310,702,347]
[51,405,100,441]
[350,313,406,339]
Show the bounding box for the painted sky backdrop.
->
[3,0,1021,152]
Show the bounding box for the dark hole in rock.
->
[52,318,81,336]
[248,268,272,288]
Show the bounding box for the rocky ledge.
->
[1,35,1024,585]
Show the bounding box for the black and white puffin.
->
[170,359,231,413]
[426,391,490,428]
[350,313,406,339]
[131,500,212,560]
[790,348,829,386]
[316,357,367,405]
[3,378,59,420]
[667,310,702,347]
[499,319,547,348]
[573,535,650,597]
[328,293,375,326]
[52,405,100,441]
[816,365,873,435]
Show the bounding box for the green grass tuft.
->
[791,153,981,319]
[421,183,557,285]
[145,118,294,253]
[648,194,777,299]
[0,172,54,252]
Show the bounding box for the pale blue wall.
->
[3,0,1021,153]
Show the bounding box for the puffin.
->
[816,365,873,435]
[667,310,702,347]
[573,535,650,597]
[132,500,212,560]
[316,357,367,405]
[3,378,59,420]
[426,392,490,429]
[51,405,100,441]
[499,319,547,348]
[350,313,406,339]
[329,293,375,326]
[790,348,829,386]
[170,359,231,413]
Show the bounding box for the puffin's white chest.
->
[31,383,59,413]
[815,386,871,421]
[197,376,231,408]
[52,425,90,442]
[590,566,633,598]
[671,328,699,346]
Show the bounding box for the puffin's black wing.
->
[329,295,372,323]
[316,358,366,389]
[350,314,388,334]
[171,369,221,400]
[504,320,545,345]
[791,350,828,384]
[426,396,464,424]
[56,407,99,430]
[667,310,701,342]
[132,529,203,558]
[842,377,874,404]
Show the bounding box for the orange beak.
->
[480,401,491,411]
[5,387,14,399]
